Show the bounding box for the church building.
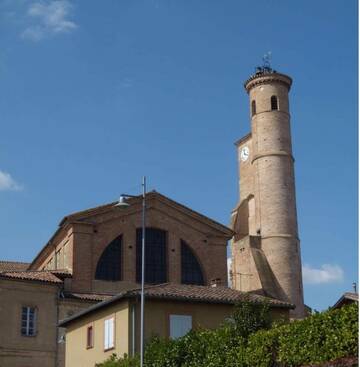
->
[0,65,305,367]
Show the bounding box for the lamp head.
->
[114,195,130,208]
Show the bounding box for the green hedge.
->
[96,303,358,367]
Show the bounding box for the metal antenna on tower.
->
[262,51,272,68]
[255,51,274,75]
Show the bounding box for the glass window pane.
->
[136,228,167,284]
[181,241,204,285]
[95,236,122,281]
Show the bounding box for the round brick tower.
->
[243,68,305,318]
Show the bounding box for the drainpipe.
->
[131,303,135,357]
[55,287,60,367]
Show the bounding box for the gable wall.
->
[70,198,229,293]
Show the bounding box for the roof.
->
[0,270,63,284]
[63,292,113,302]
[332,292,359,309]
[59,283,294,327]
[0,261,30,272]
[61,191,233,236]
[234,132,252,147]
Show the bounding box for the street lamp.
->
[115,176,146,367]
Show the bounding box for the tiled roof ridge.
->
[0,270,64,284]
[59,283,294,328]
[0,260,30,264]
[125,283,293,307]
[63,292,113,302]
[343,292,358,297]
[4,269,55,273]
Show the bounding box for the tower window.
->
[136,228,167,284]
[95,236,122,281]
[251,100,256,116]
[271,95,278,110]
[181,240,204,285]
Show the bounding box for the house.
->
[59,283,293,367]
[332,292,358,310]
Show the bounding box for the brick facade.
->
[30,192,232,294]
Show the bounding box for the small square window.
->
[169,314,192,339]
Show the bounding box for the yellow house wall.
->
[0,279,59,367]
[64,297,290,366]
[133,299,289,353]
[65,301,129,367]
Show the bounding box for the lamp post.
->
[115,176,146,367]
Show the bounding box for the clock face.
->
[240,146,250,162]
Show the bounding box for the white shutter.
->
[104,318,114,350]
[108,318,114,348]
[104,319,109,349]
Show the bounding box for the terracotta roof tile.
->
[0,270,63,284]
[128,283,293,307]
[50,269,72,278]
[63,292,113,302]
[59,283,294,327]
[0,261,30,272]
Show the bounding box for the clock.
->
[240,146,250,162]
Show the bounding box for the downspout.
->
[131,303,135,357]
[55,287,60,367]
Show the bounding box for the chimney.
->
[211,278,222,287]
[352,282,357,294]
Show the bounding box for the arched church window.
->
[136,228,167,284]
[181,240,204,285]
[251,100,256,116]
[271,95,278,110]
[95,235,122,281]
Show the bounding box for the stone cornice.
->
[244,72,292,93]
[251,151,294,164]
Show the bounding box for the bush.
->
[97,303,358,367]
[95,353,139,367]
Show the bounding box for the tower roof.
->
[244,68,292,93]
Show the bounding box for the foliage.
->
[97,303,358,367]
[230,297,271,338]
[95,353,139,367]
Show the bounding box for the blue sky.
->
[0,0,357,311]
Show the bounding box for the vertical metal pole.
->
[140,176,146,367]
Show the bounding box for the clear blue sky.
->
[0,0,357,311]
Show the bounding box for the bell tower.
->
[231,63,305,318]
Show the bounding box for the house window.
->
[169,314,192,339]
[95,236,122,281]
[104,317,115,350]
[251,100,256,116]
[21,306,36,336]
[136,228,167,284]
[181,241,204,285]
[271,95,278,110]
[86,326,94,349]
